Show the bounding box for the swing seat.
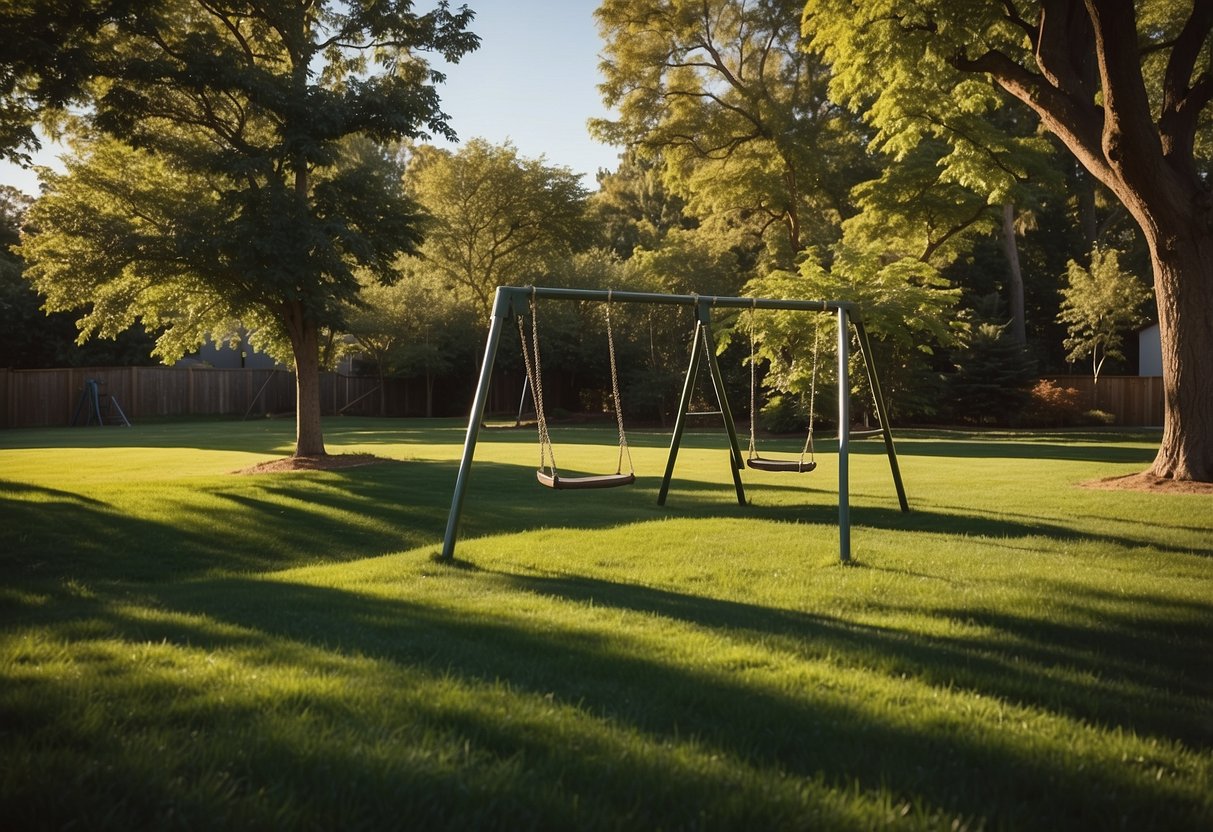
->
[746,456,817,473]
[537,470,636,490]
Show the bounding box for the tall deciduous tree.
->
[589,148,690,259]
[0,1,139,164]
[405,139,591,317]
[18,1,477,457]
[807,0,1213,480]
[594,0,870,268]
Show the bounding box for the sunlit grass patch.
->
[1,419,1210,829]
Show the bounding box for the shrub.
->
[759,394,808,434]
[1083,409,1116,426]
[1022,379,1086,427]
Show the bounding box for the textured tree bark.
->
[283,301,327,457]
[955,0,1213,480]
[1146,231,1213,481]
[1000,201,1027,346]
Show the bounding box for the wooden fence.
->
[1041,375,1164,427]
[0,366,1165,429]
[0,366,496,428]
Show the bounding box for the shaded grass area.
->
[1,419,1210,829]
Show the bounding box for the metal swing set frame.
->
[440,285,909,564]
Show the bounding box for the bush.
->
[1022,379,1086,427]
[759,394,808,434]
[1083,409,1116,426]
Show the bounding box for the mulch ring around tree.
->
[1081,472,1213,495]
[233,454,398,475]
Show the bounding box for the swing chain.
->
[605,292,634,475]
[518,291,557,478]
[801,315,821,465]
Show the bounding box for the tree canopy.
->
[805,0,1213,481]
[595,0,869,266]
[1058,247,1151,382]
[404,139,591,316]
[17,0,478,456]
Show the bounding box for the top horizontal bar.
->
[494,285,859,317]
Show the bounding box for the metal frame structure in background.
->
[440,285,909,563]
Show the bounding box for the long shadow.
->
[883,433,1158,464]
[2,461,465,583]
[7,436,1200,600]
[490,569,1213,746]
[23,572,1203,830]
[463,467,1210,559]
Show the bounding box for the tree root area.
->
[1081,472,1213,494]
[233,454,395,475]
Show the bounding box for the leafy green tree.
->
[344,265,477,417]
[947,321,1037,425]
[807,0,1213,479]
[589,148,691,259]
[1058,247,1151,389]
[744,248,961,421]
[0,1,138,164]
[0,183,159,367]
[18,2,477,456]
[594,0,870,268]
[405,140,591,317]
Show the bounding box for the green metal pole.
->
[838,307,851,564]
[440,288,511,561]
[697,307,747,505]
[853,321,909,513]
[658,319,704,506]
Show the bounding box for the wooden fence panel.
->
[0,366,445,427]
[1042,376,1164,427]
[1,367,1167,429]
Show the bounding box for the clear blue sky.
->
[0,0,618,196]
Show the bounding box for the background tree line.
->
[3,1,1203,477]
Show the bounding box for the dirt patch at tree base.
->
[1081,472,1213,495]
[233,454,396,475]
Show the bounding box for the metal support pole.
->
[658,320,704,506]
[441,289,511,561]
[838,307,851,564]
[853,321,909,513]
[697,309,746,505]
[515,373,531,427]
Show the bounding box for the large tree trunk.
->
[958,0,1213,480]
[283,301,327,457]
[1147,232,1213,481]
[1000,201,1026,346]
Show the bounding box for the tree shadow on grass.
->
[491,568,1213,747]
[868,433,1158,464]
[1,462,462,584]
[10,570,1204,830]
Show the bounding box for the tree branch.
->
[954,48,1111,184]
[1034,0,1095,105]
[1000,0,1036,44]
[1162,2,1213,115]
[1085,0,1163,171]
[1158,3,1213,169]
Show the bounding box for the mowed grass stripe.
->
[1,419,1209,829]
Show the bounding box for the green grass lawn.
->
[1,418,1210,829]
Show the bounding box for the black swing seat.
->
[536,470,636,490]
[746,456,817,473]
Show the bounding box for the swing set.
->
[517,288,635,490]
[441,285,908,564]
